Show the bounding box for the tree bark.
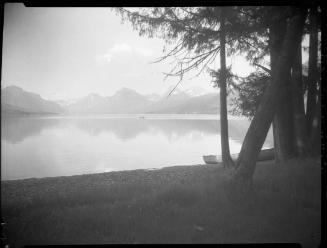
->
[272,72,295,161]
[306,7,318,137]
[308,85,321,156]
[270,16,295,162]
[291,40,308,156]
[234,8,307,183]
[219,10,234,168]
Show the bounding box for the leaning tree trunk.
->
[270,16,295,162]
[219,10,234,168]
[291,39,308,157]
[306,6,318,137]
[234,8,307,183]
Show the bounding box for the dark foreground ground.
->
[1,158,321,247]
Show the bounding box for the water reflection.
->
[1,116,273,180]
[1,117,60,143]
[2,116,273,145]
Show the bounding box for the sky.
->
[2,4,258,101]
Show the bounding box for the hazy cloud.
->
[135,47,154,57]
[111,43,132,53]
[96,42,154,64]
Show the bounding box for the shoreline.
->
[2,113,249,120]
[1,159,321,246]
[1,163,209,183]
[2,148,275,182]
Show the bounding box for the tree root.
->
[222,155,236,169]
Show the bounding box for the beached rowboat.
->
[203,148,274,164]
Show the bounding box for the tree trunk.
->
[272,72,295,161]
[270,16,295,162]
[291,40,308,156]
[219,10,234,168]
[306,7,318,137]
[308,85,321,156]
[234,8,307,183]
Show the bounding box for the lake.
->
[1,114,274,180]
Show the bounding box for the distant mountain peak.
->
[184,87,210,97]
[161,87,186,98]
[113,87,143,98]
[4,85,24,91]
[3,85,28,94]
[85,93,103,99]
[3,85,42,100]
[2,85,63,114]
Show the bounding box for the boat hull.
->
[203,148,274,164]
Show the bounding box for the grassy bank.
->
[1,158,321,247]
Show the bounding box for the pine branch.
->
[253,63,271,75]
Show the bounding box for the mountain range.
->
[2,86,63,115]
[1,85,222,115]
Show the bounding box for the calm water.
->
[1,115,273,180]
